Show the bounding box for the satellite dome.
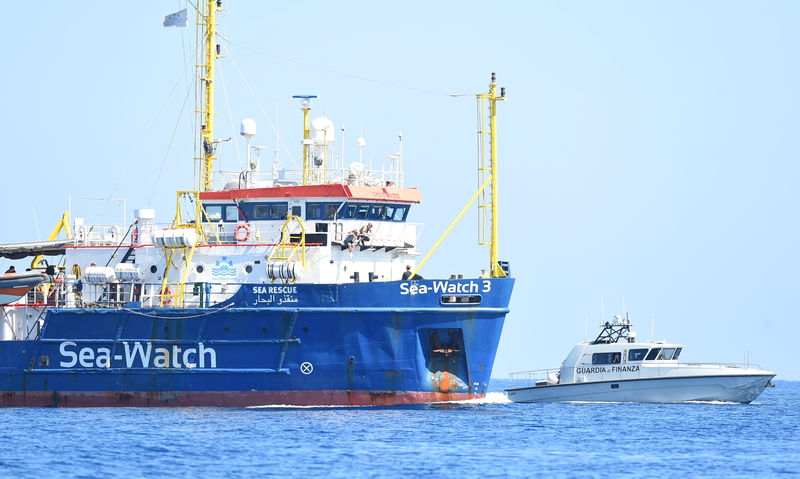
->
[311,117,335,146]
[240,118,257,138]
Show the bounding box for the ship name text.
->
[58,341,217,369]
[400,280,490,296]
[576,365,640,375]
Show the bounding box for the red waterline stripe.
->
[0,390,481,408]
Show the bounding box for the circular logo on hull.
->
[300,362,313,375]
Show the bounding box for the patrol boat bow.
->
[505,316,774,403]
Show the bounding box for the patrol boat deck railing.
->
[508,368,562,388]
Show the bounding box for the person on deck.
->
[344,229,358,258]
[402,265,413,280]
[4,266,15,275]
[357,223,373,245]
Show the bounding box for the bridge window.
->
[225,205,239,222]
[628,348,649,361]
[307,202,343,220]
[673,347,682,360]
[657,348,676,360]
[383,205,397,221]
[336,203,410,222]
[592,352,622,365]
[205,205,223,222]
[307,203,322,219]
[368,204,383,219]
[202,204,242,222]
[241,202,289,220]
[392,205,409,221]
[323,204,339,219]
[342,204,358,219]
[645,348,661,361]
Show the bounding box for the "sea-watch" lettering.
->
[58,341,217,369]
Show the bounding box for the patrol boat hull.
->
[0,278,512,407]
[506,372,774,404]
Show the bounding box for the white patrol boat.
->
[505,315,775,403]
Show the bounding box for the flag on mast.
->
[163,9,188,27]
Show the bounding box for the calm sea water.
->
[0,380,797,478]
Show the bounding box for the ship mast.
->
[199,0,221,192]
[477,73,506,277]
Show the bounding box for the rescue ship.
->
[0,2,513,407]
[505,316,774,403]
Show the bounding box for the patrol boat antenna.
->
[591,314,635,344]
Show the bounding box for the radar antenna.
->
[591,315,635,344]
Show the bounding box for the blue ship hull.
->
[0,278,513,406]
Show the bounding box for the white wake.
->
[447,392,511,405]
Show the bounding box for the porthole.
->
[150,265,157,273]
[245,264,253,274]
[196,264,204,273]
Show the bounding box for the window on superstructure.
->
[271,203,289,219]
[324,204,339,219]
[673,348,682,360]
[225,205,239,222]
[205,205,223,222]
[392,205,409,221]
[336,202,409,222]
[383,205,396,221]
[307,202,343,220]
[591,352,622,365]
[306,203,322,220]
[342,204,358,219]
[249,202,289,220]
[252,205,270,219]
[645,348,661,361]
[657,348,676,360]
[628,349,649,361]
[368,205,383,219]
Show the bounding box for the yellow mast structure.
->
[477,73,506,278]
[293,95,317,186]
[411,73,506,279]
[302,103,310,186]
[199,0,221,192]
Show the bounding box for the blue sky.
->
[1,1,798,379]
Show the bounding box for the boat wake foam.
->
[446,392,511,405]
[246,404,372,409]
[246,392,512,408]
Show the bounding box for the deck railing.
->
[508,368,561,389]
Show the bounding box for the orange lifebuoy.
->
[234,223,251,243]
